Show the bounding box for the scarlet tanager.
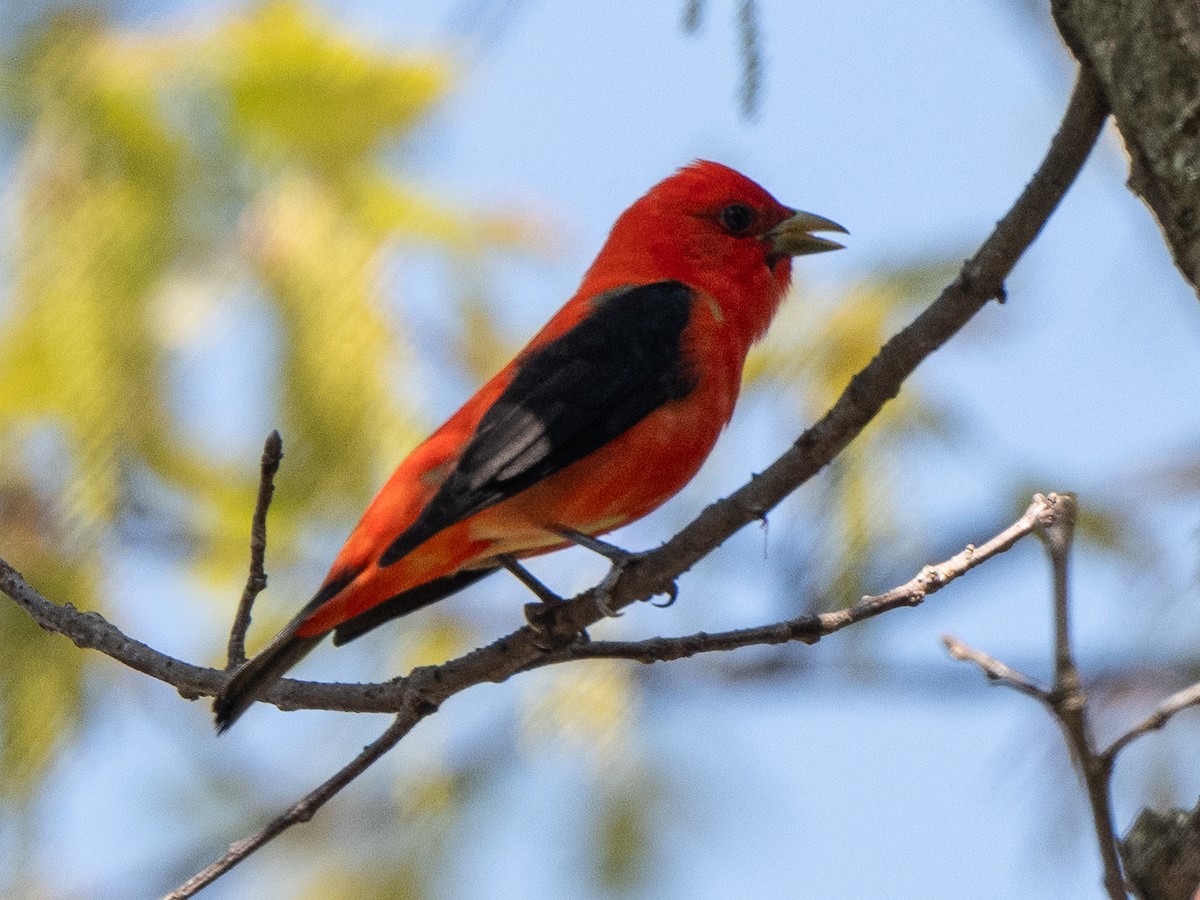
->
[214,161,845,730]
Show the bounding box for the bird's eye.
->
[719,203,755,234]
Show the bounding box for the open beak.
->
[766,209,848,256]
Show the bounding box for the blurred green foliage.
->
[0,0,535,805]
[746,262,962,607]
[0,5,660,896]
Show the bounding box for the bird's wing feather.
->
[379,280,697,565]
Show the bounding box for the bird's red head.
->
[583,160,845,345]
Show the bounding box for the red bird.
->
[214,161,845,729]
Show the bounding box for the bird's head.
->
[587,160,846,342]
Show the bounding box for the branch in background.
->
[942,493,1200,900]
[679,0,762,118]
[736,0,762,118]
[226,430,283,668]
[1037,496,1127,900]
[942,636,1051,704]
[947,496,1127,899]
[1101,681,1200,765]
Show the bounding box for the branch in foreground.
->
[547,493,1062,667]
[168,492,1066,900]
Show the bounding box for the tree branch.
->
[1052,0,1200,293]
[941,635,1052,704]
[1038,497,1128,900]
[1101,680,1200,766]
[548,493,1062,666]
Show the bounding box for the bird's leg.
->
[497,554,588,649]
[553,528,638,564]
[498,554,563,606]
[552,526,659,618]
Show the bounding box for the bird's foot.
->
[499,555,588,650]
[522,601,591,650]
[553,527,664,619]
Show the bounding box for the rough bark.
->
[1121,802,1200,900]
[1052,0,1200,295]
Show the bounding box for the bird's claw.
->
[552,526,679,618]
[586,536,645,618]
[500,554,588,649]
[593,582,625,619]
[649,581,679,608]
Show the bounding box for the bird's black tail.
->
[213,567,500,731]
[213,570,362,731]
[213,624,324,733]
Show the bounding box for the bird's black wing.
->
[379,280,698,566]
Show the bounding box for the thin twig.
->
[941,635,1051,704]
[1102,681,1200,765]
[163,713,416,899]
[737,0,762,118]
[227,430,283,668]
[546,493,1060,667]
[1044,493,1079,693]
[0,556,221,700]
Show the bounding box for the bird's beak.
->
[766,209,848,256]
